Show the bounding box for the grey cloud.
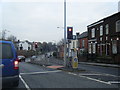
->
[1,1,118,42]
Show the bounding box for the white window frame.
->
[106,36,108,40]
[100,37,102,41]
[100,25,103,36]
[112,40,117,54]
[91,28,95,38]
[116,20,120,32]
[93,43,96,53]
[88,43,92,54]
[82,40,85,48]
[105,24,109,34]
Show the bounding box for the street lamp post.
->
[57,0,67,67]
[64,0,67,67]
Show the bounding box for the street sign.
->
[72,48,78,69]
[72,57,78,69]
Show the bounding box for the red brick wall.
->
[78,37,88,49]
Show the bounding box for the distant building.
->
[68,35,78,57]
[77,31,88,61]
[57,44,64,58]
[87,12,120,63]
[77,31,88,54]
[17,40,33,51]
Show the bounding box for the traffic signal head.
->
[67,27,73,39]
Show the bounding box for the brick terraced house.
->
[77,31,88,62]
[87,12,120,64]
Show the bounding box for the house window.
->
[82,40,85,48]
[28,47,30,50]
[106,36,108,40]
[88,43,91,54]
[112,40,117,54]
[93,43,96,53]
[100,44,102,56]
[91,28,95,38]
[100,25,103,36]
[105,24,109,34]
[20,44,23,50]
[106,44,110,56]
[116,20,120,32]
[100,37,102,41]
[20,47,23,50]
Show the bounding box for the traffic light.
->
[67,27,73,39]
[35,42,38,48]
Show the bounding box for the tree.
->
[1,30,6,40]
[7,35,17,42]
[57,39,64,46]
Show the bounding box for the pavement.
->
[26,55,120,72]
[79,62,120,68]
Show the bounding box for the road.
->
[8,61,120,89]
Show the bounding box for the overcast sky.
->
[0,0,120,43]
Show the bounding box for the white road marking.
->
[68,72,77,76]
[19,75,31,90]
[102,73,120,78]
[92,71,120,78]
[20,70,61,75]
[68,72,111,85]
[108,81,120,84]
[68,72,120,85]
[79,75,111,85]
[78,74,102,76]
[42,65,46,67]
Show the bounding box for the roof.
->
[0,40,13,44]
[87,12,120,28]
[77,31,88,39]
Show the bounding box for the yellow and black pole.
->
[72,48,78,69]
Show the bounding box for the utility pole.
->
[64,0,67,67]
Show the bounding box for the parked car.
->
[0,40,19,87]
[18,55,26,62]
[31,55,37,61]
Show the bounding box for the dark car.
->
[0,40,19,88]
[18,55,26,62]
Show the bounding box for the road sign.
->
[71,48,78,69]
[72,57,78,69]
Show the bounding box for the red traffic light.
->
[68,28,72,32]
[67,27,73,39]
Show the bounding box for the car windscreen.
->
[0,43,14,59]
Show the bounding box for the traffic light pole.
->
[64,0,67,67]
